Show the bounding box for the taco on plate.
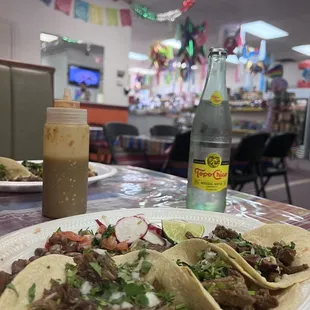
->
[163,239,284,310]
[0,157,40,181]
[0,249,211,310]
[204,224,310,289]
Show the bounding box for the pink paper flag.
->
[55,0,73,16]
[120,9,132,27]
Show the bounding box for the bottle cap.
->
[209,47,227,57]
[46,108,87,125]
[54,89,80,109]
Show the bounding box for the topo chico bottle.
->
[187,47,232,212]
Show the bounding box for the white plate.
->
[0,161,117,192]
[0,208,309,309]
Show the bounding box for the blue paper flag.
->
[74,0,89,22]
[40,0,52,5]
[302,69,310,81]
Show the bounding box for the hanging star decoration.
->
[176,17,208,80]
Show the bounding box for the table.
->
[1,166,310,236]
[119,135,174,155]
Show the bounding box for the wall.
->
[0,0,131,106]
[41,52,67,99]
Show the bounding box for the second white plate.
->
[0,161,117,192]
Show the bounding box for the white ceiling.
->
[130,0,310,62]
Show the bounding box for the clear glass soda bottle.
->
[187,47,232,212]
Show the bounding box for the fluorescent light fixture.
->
[162,38,181,49]
[40,33,58,43]
[292,44,310,56]
[241,21,288,40]
[128,52,148,61]
[226,55,239,64]
[129,67,156,75]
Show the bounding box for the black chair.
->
[229,133,270,195]
[103,122,140,164]
[150,125,179,137]
[258,132,297,204]
[162,131,191,178]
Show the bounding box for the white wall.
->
[41,52,67,99]
[0,0,131,106]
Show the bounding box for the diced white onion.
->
[121,301,133,309]
[93,248,107,255]
[145,292,161,307]
[80,281,92,295]
[110,292,125,301]
[131,271,140,279]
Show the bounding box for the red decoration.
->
[181,0,195,12]
[120,9,132,27]
[55,0,72,15]
[298,60,310,70]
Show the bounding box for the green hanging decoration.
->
[130,0,196,22]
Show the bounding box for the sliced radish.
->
[134,214,145,219]
[148,223,163,236]
[115,216,148,243]
[143,230,166,246]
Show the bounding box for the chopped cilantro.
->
[289,241,296,250]
[140,260,152,275]
[135,294,149,306]
[124,283,146,297]
[56,227,62,232]
[28,283,36,304]
[6,283,19,297]
[156,291,175,305]
[65,264,82,288]
[91,237,100,247]
[102,225,115,239]
[248,290,256,296]
[197,250,205,260]
[78,228,94,236]
[138,248,149,259]
[182,256,229,282]
[89,262,102,277]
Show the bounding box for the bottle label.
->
[191,153,229,192]
[210,91,223,106]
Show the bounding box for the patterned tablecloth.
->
[0,166,310,237]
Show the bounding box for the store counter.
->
[80,102,128,125]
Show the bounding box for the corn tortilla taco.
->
[207,224,310,289]
[163,239,306,310]
[0,249,215,309]
[0,255,74,310]
[0,157,35,181]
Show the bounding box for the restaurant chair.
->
[162,131,191,178]
[258,132,297,204]
[150,125,179,138]
[103,122,147,166]
[89,124,111,164]
[229,132,270,195]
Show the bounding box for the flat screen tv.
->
[68,65,101,88]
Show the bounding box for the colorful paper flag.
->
[89,4,103,25]
[40,0,52,6]
[74,0,89,22]
[106,8,118,26]
[55,0,72,16]
[120,9,132,27]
